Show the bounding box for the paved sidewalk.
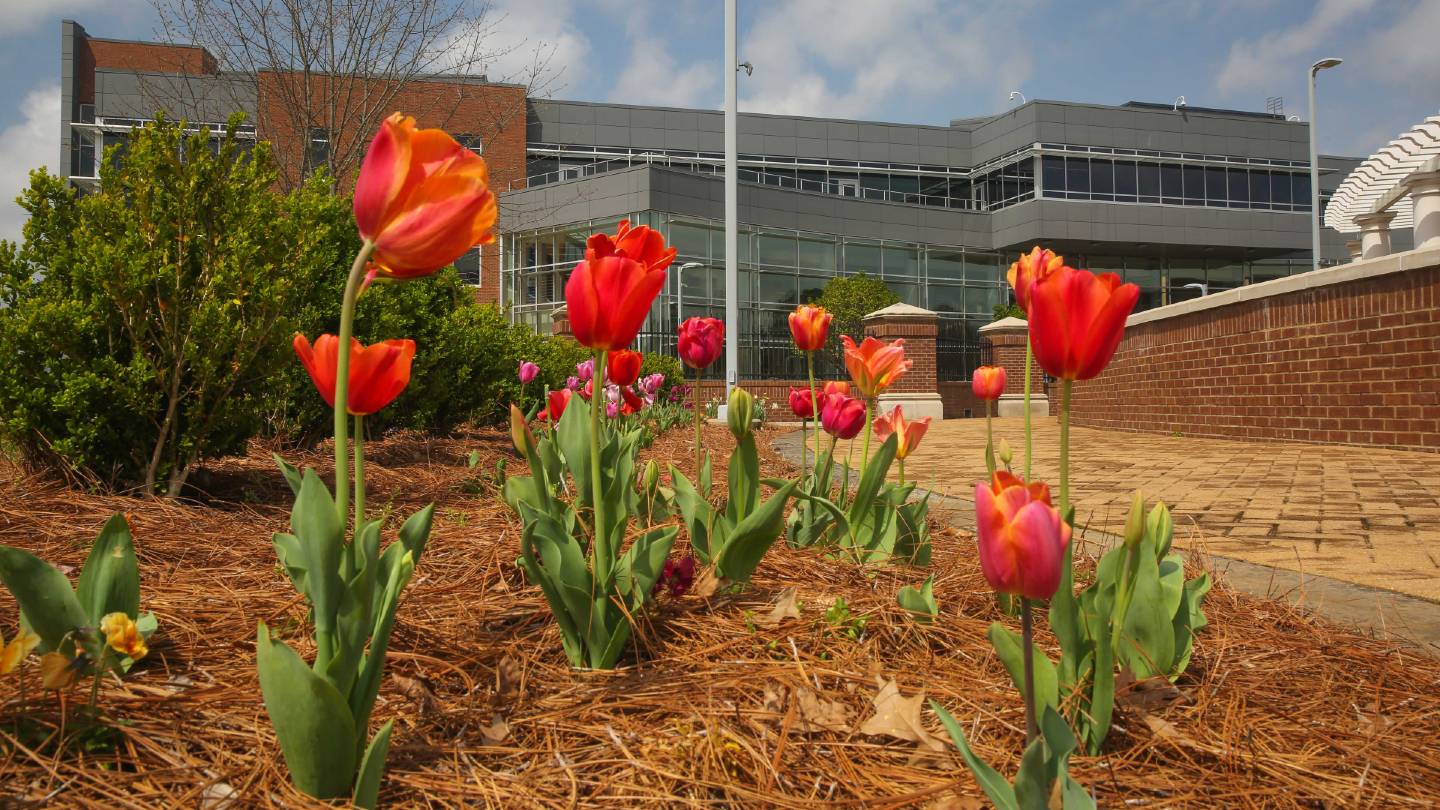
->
[805,417,1440,602]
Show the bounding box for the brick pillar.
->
[551,305,571,337]
[862,302,943,420]
[977,316,1047,418]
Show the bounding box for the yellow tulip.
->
[100,612,148,661]
[39,652,78,690]
[0,628,40,674]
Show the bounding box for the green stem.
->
[898,458,905,486]
[353,415,365,523]
[1021,598,1038,744]
[1023,339,1034,480]
[859,397,873,482]
[591,350,610,584]
[985,403,995,476]
[843,440,854,506]
[1060,379,1073,515]
[805,352,819,475]
[333,240,377,526]
[693,365,704,485]
[86,646,108,713]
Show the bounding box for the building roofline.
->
[528,96,972,132]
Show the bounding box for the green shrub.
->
[0,116,338,494]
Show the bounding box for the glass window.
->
[1207,261,1244,291]
[1249,171,1271,206]
[1160,164,1183,204]
[757,232,796,267]
[1249,262,1291,284]
[561,228,588,263]
[890,175,919,195]
[1293,173,1312,210]
[1114,160,1137,199]
[1137,162,1160,201]
[927,284,965,314]
[1042,156,1065,195]
[1066,157,1090,197]
[968,284,1002,315]
[796,237,837,271]
[882,245,920,277]
[455,247,481,286]
[681,263,711,301]
[1272,172,1293,206]
[1125,262,1164,311]
[669,221,711,258]
[1227,168,1250,207]
[1204,166,1227,206]
[798,273,828,304]
[886,280,921,306]
[1090,159,1114,199]
[844,241,882,275]
[757,270,797,305]
[965,252,1000,283]
[928,250,964,281]
[1168,260,1206,303]
[1182,165,1205,205]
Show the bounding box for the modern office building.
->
[58,20,1404,378]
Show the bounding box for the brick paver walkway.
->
[809,417,1440,600]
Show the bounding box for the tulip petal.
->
[372,175,496,276]
[353,114,411,241]
[1008,501,1066,599]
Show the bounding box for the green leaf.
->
[353,719,394,810]
[0,545,91,655]
[255,622,357,800]
[614,526,678,605]
[272,453,304,497]
[1049,537,1086,688]
[397,504,435,565]
[350,551,415,737]
[1120,542,1176,679]
[846,433,898,524]
[930,700,1019,810]
[987,622,1060,713]
[291,469,344,647]
[897,575,937,623]
[1083,625,1115,755]
[670,466,714,564]
[1011,733,1053,810]
[713,481,798,583]
[76,513,140,623]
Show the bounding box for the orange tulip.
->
[1028,266,1140,382]
[841,336,913,399]
[293,334,416,416]
[822,380,850,399]
[565,221,674,350]
[974,471,1072,600]
[608,349,644,387]
[871,405,931,460]
[100,612,148,661]
[972,365,1007,401]
[353,113,497,279]
[788,304,833,352]
[1006,246,1065,314]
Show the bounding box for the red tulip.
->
[972,365,1007,401]
[788,304,833,352]
[1028,266,1140,382]
[620,387,645,415]
[871,405,931,460]
[353,113,497,279]
[565,221,674,350]
[1006,246,1064,314]
[293,334,415,416]
[677,316,724,369]
[788,386,817,419]
[842,336,912,399]
[536,388,573,423]
[608,349,644,387]
[820,393,866,440]
[974,471,1072,600]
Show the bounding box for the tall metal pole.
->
[1308,57,1343,272]
[723,0,739,401]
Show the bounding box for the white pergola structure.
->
[1324,115,1440,259]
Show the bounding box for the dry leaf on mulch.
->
[859,676,948,752]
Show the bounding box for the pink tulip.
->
[974,472,1071,600]
[518,361,539,385]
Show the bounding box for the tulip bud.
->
[727,387,755,438]
[643,460,661,491]
[1147,502,1174,558]
[509,403,534,456]
[1123,491,1145,549]
[998,439,1013,466]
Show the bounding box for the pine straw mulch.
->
[1,424,1439,809]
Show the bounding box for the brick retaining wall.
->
[1056,249,1440,452]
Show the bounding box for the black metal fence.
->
[936,336,992,381]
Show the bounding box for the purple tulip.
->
[576,359,595,382]
[566,375,581,391]
[518,361,539,385]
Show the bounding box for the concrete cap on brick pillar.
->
[550,305,571,337]
[977,316,1048,418]
[861,302,943,420]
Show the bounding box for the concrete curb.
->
[771,429,1440,657]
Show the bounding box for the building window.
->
[307,128,330,174]
[455,245,482,286]
[456,133,484,154]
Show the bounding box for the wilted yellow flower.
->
[39,652,78,690]
[100,612,148,661]
[0,628,41,674]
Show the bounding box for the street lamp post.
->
[1308,57,1343,272]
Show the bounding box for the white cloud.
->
[0,83,60,243]
[1214,0,1375,97]
[1362,0,1440,88]
[608,36,717,108]
[737,0,1035,120]
[432,0,590,94]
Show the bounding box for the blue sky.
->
[3,0,1438,239]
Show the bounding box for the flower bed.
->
[1,426,1437,807]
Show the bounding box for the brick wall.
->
[862,312,937,395]
[77,38,218,105]
[1058,250,1440,452]
[939,381,985,418]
